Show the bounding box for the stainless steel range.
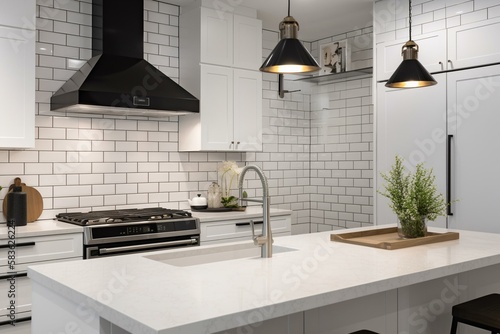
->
[56,208,200,259]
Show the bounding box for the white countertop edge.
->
[0,219,83,239]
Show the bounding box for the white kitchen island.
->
[28,226,500,334]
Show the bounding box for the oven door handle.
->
[98,238,198,255]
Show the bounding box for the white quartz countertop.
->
[0,219,83,239]
[28,226,500,334]
[190,206,292,222]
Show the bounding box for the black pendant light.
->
[260,0,320,74]
[385,0,437,88]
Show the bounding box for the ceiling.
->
[164,0,374,42]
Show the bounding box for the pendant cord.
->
[288,0,290,16]
[409,0,412,41]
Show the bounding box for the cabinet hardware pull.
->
[98,238,198,255]
[0,272,28,280]
[447,134,454,216]
[0,316,31,326]
[237,141,240,144]
[236,221,263,227]
[231,141,234,144]
[0,241,35,249]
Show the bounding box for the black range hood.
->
[50,0,199,117]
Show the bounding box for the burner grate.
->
[56,208,192,225]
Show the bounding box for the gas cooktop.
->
[56,208,192,226]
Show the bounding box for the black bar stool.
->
[450,293,500,333]
[350,331,379,334]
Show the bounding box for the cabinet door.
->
[0,233,83,265]
[0,26,35,148]
[376,30,446,81]
[200,64,234,150]
[0,316,30,334]
[233,69,262,151]
[200,7,233,66]
[376,75,447,228]
[0,0,35,30]
[233,15,262,70]
[447,65,500,233]
[200,215,291,244]
[448,17,500,70]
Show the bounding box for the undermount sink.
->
[144,243,296,267]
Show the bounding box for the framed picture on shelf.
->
[319,40,350,75]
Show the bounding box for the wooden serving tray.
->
[331,227,459,250]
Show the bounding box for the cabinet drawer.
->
[0,312,30,334]
[0,273,31,316]
[0,233,82,265]
[201,216,291,243]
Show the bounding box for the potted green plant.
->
[379,156,447,238]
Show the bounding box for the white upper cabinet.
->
[0,0,36,29]
[233,68,262,151]
[233,14,262,70]
[179,2,263,152]
[376,30,446,81]
[199,65,234,151]
[0,0,35,149]
[447,17,500,70]
[179,65,262,152]
[197,6,262,70]
[377,17,500,81]
[200,8,233,67]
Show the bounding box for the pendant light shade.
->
[260,1,320,74]
[385,0,436,88]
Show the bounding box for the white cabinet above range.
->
[179,1,263,152]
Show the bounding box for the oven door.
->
[85,235,199,259]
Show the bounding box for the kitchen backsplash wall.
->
[0,0,374,234]
[308,27,374,231]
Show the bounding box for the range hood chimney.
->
[50,0,199,117]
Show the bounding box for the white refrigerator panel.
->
[447,65,500,233]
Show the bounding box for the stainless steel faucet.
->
[238,165,272,258]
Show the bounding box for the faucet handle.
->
[250,220,265,246]
[250,219,258,245]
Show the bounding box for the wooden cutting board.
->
[3,177,43,223]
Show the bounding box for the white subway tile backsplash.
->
[138,163,159,173]
[489,5,500,17]
[461,8,488,23]
[53,197,79,209]
[39,54,66,68]
[116,183,138,194]
[9,151,39,163]
[104,195,127,206]
[80,196,104,207]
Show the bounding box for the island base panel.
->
[31,281,100,334]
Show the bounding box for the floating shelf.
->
[295,67,373,83]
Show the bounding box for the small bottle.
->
[7,186,27,226]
